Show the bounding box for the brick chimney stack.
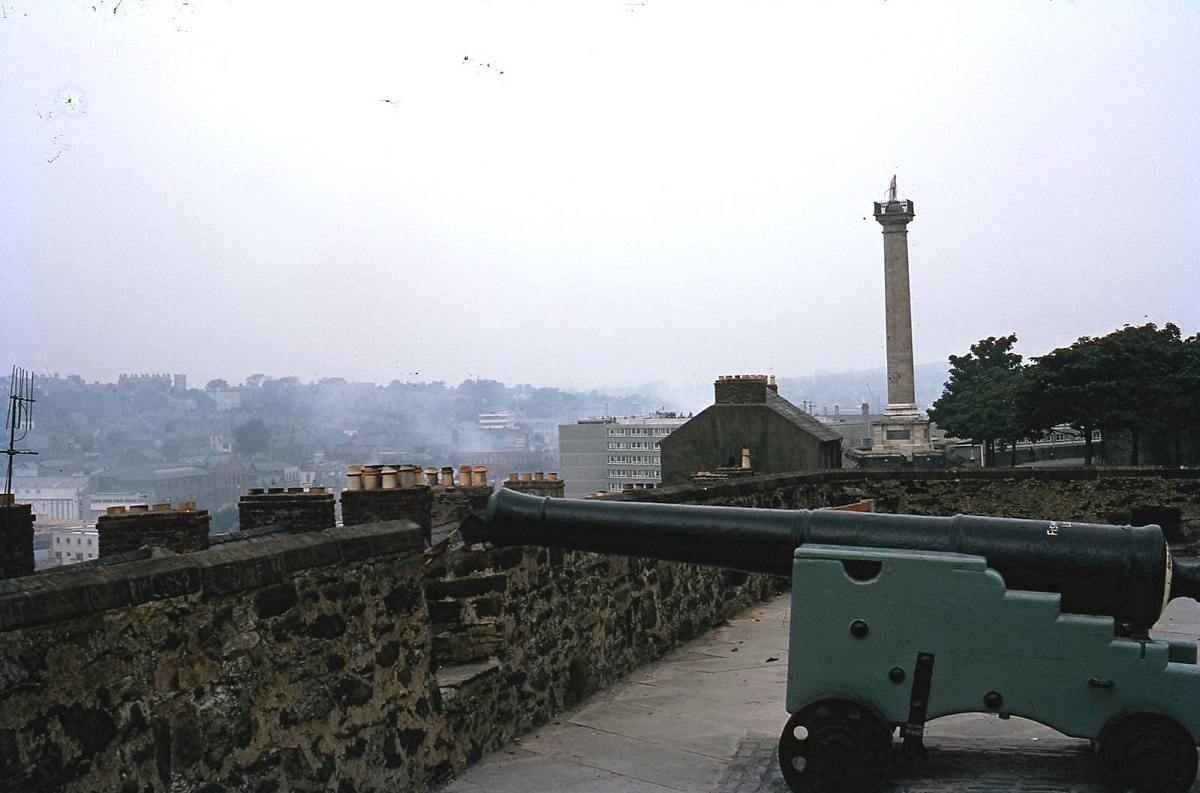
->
[0,498,34,579]
[97,502,210,557]
[714,374,771,405]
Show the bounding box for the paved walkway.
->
[441,593,1200,793]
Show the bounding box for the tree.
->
[205,379,229,391]
[1087,323,1182,464]
[1025,324,1184,465]
[1023,338,1103,465]
[233,418,270,455]
[928,334,1027,467]
[1164,333,1200,465]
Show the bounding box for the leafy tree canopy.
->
[928,334,1026,466]
[233,418,270,455]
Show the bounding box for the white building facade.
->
[558,413,688,499]
[51,525,100,565]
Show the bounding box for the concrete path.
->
[440,593,1200,793]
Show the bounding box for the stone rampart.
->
[0,509,782,791]
[614,466,1200,542]
[3,467,1199,791]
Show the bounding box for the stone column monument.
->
[869,176,932,456]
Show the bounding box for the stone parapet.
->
[0,521,424,633]
[0,503,778,791]
[238,486,336,533]
[0,502,35,580]
[97,503,210,557]
[610,467,1200,543]
[3,468,1194,791]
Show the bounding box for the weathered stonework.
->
[2,468,1197,792]
[0,523,431,793]
[0,509,783,791]
[616,467,1200,543]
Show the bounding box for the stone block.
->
[330,521,424,563]
[191,542,287,596]
[124,555,203,606]
[425,574,507,600]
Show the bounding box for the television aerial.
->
[4,366,37,502]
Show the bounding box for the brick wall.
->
[342,486,433,544]
[0,502,34,579]
[502,472,565,498]
[430,486,491,535]
[238,487,336,533]
[713,374,771,404]
[97,503,210,557]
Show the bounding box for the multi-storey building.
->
[11,476,86,523]
[50,525,100,565]
[558,413,688,499]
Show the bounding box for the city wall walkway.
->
[441,592,1200,793]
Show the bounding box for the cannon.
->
[480,488,1200,793]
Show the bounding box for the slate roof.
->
[760,391,843,443]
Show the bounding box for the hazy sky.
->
[4,1,1198,393]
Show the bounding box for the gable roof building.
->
[658,375,843,486]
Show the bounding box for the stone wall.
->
[4,467,1199,791]
[0,506,783,792]
[614,467,1200,543]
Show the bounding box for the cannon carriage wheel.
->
[1097,712,1198,793]
[777,698,895,793]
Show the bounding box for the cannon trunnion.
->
[484,489,1200,792]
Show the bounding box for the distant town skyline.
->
[13,361,958,421]
[4,3,1197,391]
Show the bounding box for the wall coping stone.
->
[0,520,425,632]
[331,520,425,561]
[611,466,1200,504]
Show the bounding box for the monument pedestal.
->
[872,416,931,454]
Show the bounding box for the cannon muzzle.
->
[485,488,1200,634]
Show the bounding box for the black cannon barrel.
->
[485,488,1200,634]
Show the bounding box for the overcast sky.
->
[3,1,1198,395]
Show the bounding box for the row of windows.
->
[608,469,661,478]
[608,455,660,464]
[54,536,94,547]
[606,427,675,437]
[606,441,658,451]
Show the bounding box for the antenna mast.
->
[4,367,37,500]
